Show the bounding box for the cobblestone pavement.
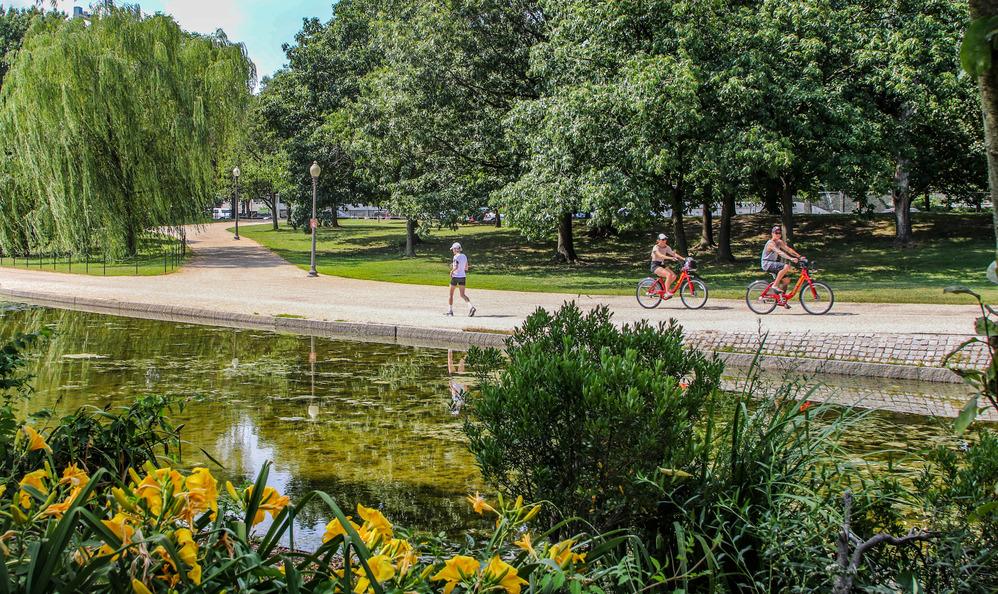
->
[0,222,983,351]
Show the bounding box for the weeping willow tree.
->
[0,6,253,257]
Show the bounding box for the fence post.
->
[103,253,106,276]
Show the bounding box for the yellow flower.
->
[548,539,586,567]
[60,464,90,490]
[246,485,290,525]
[22,426,52,453]
[381,538,417,575]
[38,495,75,519]
[466,492,496,515]
[155,528,202,587]
[353,554,396,593]
[99,513,135,559]
[322,516,361,543]
[483,556,527,594]
[432,555,480,594]
[184,467,218,519]
[175,528,202,585]
[357,503,393,541]
[134,468,184,516]
[225,480,241,502]
[131,578,153,594]
[513,532,535,556]
[18,469,48,508]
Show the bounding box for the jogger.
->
[446,242,476,317]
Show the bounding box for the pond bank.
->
[2,288,986,394]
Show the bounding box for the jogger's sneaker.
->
[468,306,476,317]
[444,311,454,317]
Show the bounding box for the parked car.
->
[212,208,232,220]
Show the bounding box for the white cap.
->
[657,233,668,241]
[451,242,462,250]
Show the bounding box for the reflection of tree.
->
[0,304,485,542]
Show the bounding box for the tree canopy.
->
[0,6,253,257]
[261,0,982,261]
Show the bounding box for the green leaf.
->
[943,285,981,299]
[955,397,978,435]
[974,316,998,336]
[960,17,998,77]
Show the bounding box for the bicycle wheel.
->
[799,281,834,315]
[680,278,709,310]
[746,280,778,314]
[636,277,663,309]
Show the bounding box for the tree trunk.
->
[330,203,340,227]
[892,156,913,246]
[780,181,795,243]
[269,193,279,230]
[671,186,688,255]
[718,192,736,263]
[405,218,417,257]
[699,196,715,248]
[556,211,578,263]
[494,207,502,228]
[971,0,998,265]
[762,180,781,214]
[923,193,931,212]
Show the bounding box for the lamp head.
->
[232,166,240,178]
[310,161,321,179]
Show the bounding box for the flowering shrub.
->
[0,424,626,593]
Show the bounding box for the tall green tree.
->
[220,94,293,230]
[0,6,39,88]
[962,0,998,265]
[854,0,985,245]
[260,0,382,233]
[0,6,253,256]
[346,0,543,256]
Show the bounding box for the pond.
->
[0,301,975,549]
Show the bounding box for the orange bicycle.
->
[745,258,834,315]
[636,258,708,310]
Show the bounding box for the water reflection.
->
[0,302,485,547]
[0,301,980,548]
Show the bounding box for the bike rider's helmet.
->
[771,225,782,235]
[657,233,668,241]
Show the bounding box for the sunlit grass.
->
[238,213,998,304]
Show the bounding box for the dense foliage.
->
[263,0,984,261]
[465,303,723,533]
[0,6,253,257]
[464,303,998,592]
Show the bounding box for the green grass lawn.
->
[0,235,188,276]
[238,213,998,304]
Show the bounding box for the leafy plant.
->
[464,302,723,534]
[942,286,998,433]
[0,436,629,593]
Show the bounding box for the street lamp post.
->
[309,161,321,277]
[232,166,241,240]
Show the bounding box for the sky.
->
[5,0,335,80]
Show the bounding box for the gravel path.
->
[0,222,980,336]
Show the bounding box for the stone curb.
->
[0,287,964,383]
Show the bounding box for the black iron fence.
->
[0,234,187,276]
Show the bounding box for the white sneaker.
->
[468,306,476,317]
[444,311,454,317]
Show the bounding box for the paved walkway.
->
[0,222,981,336]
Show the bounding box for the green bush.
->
[464,302,723,534]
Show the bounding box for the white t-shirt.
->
[452,253,468,278]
